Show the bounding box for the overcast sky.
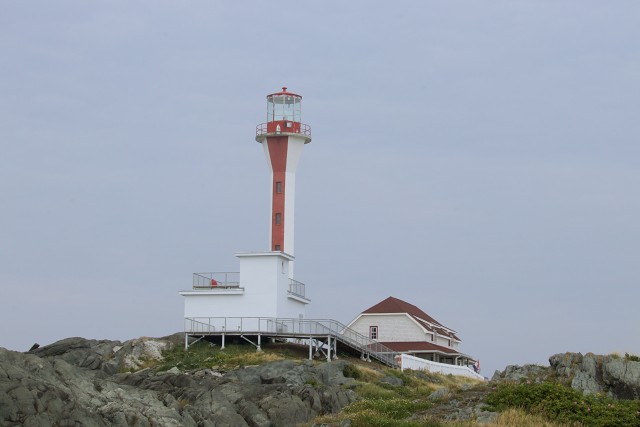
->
[1,1,639,376]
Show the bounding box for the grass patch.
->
[311,366,481,427]
[344,364,384,382]
[486,381,640,426]
[155,341,288,372]
[315,398,436,427]
[494,408,580,427]
[342,398,434,427]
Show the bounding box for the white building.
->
[345,296,476,366]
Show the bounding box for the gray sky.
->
[1,1,639,376]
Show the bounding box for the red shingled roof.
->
[362,296,460,341]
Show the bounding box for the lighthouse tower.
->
[256,87,311,265]
[180,88,311,327]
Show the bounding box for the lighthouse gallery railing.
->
[256,122,311,137]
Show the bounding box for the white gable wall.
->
[349,314,428,342]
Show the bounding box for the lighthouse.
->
[256,87,311,261]
[180,88,311,328]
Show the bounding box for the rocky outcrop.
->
[492,352,640,400]
[0,337,357,427]
[420,387,498,425]
[491,363,551,384]
[549,352,640,399]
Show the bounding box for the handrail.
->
[256,122,311,137]
[192,272,240,289]
[184,316,400,367]
[288,279,306,299]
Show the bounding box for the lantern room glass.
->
[267,94,301,123]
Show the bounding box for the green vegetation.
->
[144,341,640,426]
[313,364,481,427]
[486,381,640,426]
[155,341,293,371]
[341,398,437,427]
[626,352,640,362]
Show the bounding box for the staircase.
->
[185,316,400,368]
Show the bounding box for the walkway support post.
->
[221,333,225,350]
[327,335,332,362]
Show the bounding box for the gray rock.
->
[378,376,404,386]
[30,337,122,374]
[2,336,365,427]
[428,386,450,401]
[549,352,640,399]
[491,363,549,383]
[316,361,355,386]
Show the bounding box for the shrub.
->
[625,352,640,362]
[487,382,640,426]
[343,364,362,379]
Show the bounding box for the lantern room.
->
[268,87,301,122]
[257,87,311,142]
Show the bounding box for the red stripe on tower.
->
[266,136,288,251]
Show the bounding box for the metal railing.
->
[184,316,400,367]
[256,122,311,137]
[192,272,240,289]
[288,279,306,299]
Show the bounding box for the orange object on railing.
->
[211,279,218,287]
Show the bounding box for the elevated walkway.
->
[184,317,400,368]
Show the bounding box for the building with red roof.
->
[345,296,476,367]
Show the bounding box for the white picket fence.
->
[400,354,484,381]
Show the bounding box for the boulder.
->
[491,364,550,383]
[29,337,122,374]
[549,352,640,399]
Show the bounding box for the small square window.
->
[275,245,281,251]
[275,181,282,193]
[369,326,378,340]
[275,213,282,225]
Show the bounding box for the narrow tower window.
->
[275,181,282,194]
[275,245,281,251]
[275,213,282,225]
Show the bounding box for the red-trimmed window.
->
[275,213,282,225]
[275,182,282,193]
[369,326,378,340]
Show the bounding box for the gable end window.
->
[369,326,378,340]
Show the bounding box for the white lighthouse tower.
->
[256,87,311,267]
[180,88,311,327]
